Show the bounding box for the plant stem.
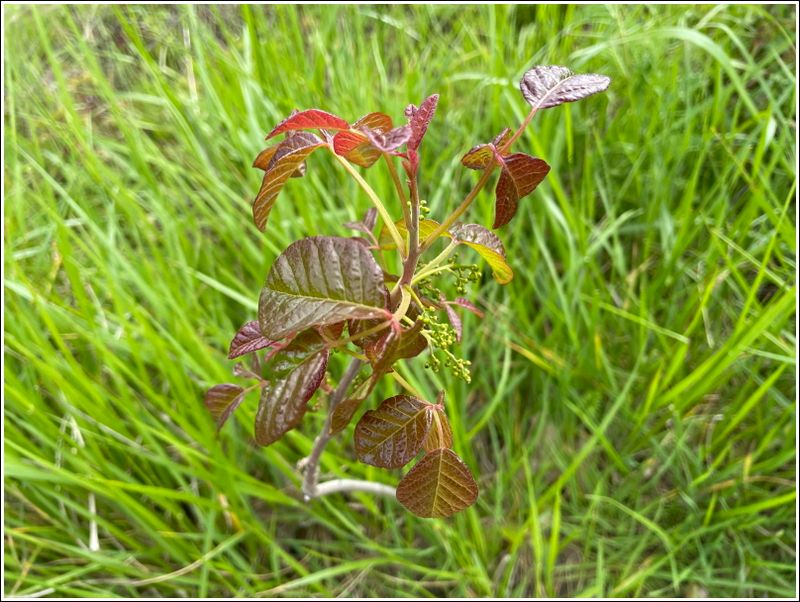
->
[301,357,363,501]
[332,151,406,254]
[384,153,410,236]
[312,478,396,499]
[413,240,458,282]
[419,106,538,253]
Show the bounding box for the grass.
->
[3,3,796,597]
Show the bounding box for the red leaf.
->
[406,94,439,151]
[352,112,393,132]
[493,153,550,229]
[266,109,349,139]
[228,321,275,359]
[252,132,325,231]
[422,406,454,452]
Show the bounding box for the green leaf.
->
[204,384,246,431]
[395,449,479,518]
[354,395,433,468]
[520,65,611,110]
[450,223,513,284]
[460,128,512,169]
[379,218,445,249]
[493,153,550,229]
[252,132,325,231]
[266,109,350,138]
[259,236,390,340]
[254,331,329,445]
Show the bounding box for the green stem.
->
[384,153,410,236]
[332,151,406,254]
[414,239,458,281]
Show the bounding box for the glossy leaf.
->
[355,395,433,468]
[228,320,275,359]
[493,153,550,229]
[422,406,453,452]
[450,223,513,284]
[253,132,325,230]
[520,65,611,110]
[204,384,246,431]
[267,109,349,139]
[254,331,329,445]
[332,130,382,168]
[406,94,439,150]
[365,320,427,373]
[395,449,479,518]
[259,236,390,340]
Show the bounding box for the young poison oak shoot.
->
[205,65,610,518]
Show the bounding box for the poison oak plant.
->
[205,65,610,518]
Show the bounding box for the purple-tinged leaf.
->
[422,406,454,452]
[344,207,378,235]
[520,65,610,110]
[205,384,246,431]
[254,331,329,446]
[363,125,412,152]
[441,296,463,342]
[493,153,550,229]
[258,236,390,340]
[253,144,305,178]
[406,94,439,151]
[355,395,433,468]
[396,449,478,518]
[450,223,514,284]
[228,320,276,359]
[453,297,484,318]
[266,109,350,139]
[460,128,513,170]
[252,132,325,231]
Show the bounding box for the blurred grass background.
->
[3,3,796,597]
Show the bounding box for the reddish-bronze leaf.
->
[258,236,390,340]
[332,131,382,168]
[228,320,275,359]
[266,109,349,139]
[204,384,246,431]
[493,153,550,229]
[355,395,433,468]
[330,376,376,435]
[396,449,479,518]
[492,127,513,149]
[252,132,324,231]
[422,406,454,452]
[254,331,329,446]
[253,144,306,178]
[520,65,610,110]
[406,94,439,150]
[353,112,393,132]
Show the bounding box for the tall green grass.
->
[3,4,796,597]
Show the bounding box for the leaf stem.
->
[419,105,538,253]
[301,358,363,501]
[384,153,410,233]
[414,239,458,282]
[332,151,406,254]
